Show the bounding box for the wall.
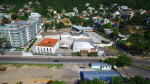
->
[71,36,90,39]
[91,66,100,69]
[93,43,113,47]
[44,35,60,39]
[101,66,112,70]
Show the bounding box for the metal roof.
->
[85,32,110,43]
[73,41,94,49]
[81,71,120,81]
[72,25,93,30]
[91,62,111,66]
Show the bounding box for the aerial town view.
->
[0,0,150,84]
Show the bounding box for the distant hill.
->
[0,0,150,13]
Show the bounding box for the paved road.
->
[115,45,150,78]
[0,57,100,63]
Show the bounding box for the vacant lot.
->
[0,64,90,84]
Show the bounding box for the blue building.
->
[81,71,120,82]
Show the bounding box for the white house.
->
[36,38,59,54]
[90,63,112,70]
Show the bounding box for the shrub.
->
[88,52,97,57]
[72,52,81,56]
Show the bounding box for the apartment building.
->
[0,13,41,47]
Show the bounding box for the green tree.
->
[82,78,106,84]
[106,22,113,28]
[127,32,144,52]
[117,55,132,66]
[50,21,54,29]
[111,76,123,84]
[134,75,149,84]
[11,14,18,20]
[56,22,65,29]
[70,16,83,25]
[105,58,117,66]
[105,12,113,19]
[144,30,150,39]
[83,20,88,27]
[43,23,50,32]
[97,25,105,32]
[18,16,28,21]
[1,17,10,25]
[51,11,54,17]
[24,12,29,17]
[119,20,128,29]
[129,13,148,26]
[110,29,118,42]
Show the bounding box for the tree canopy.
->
[2,0,150,14]
[70,16,83,25]
[11,14,18,20]
[117,55,133,66]
[105,58,117,66]
[56,22,65,29]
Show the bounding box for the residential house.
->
[73,7,78,14]
[86,3,89,6]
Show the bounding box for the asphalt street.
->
[0,57,100,63]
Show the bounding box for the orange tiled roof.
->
[79,16,84,18]
[111,21,119,23]
[37,38,58,47]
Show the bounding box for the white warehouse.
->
[73,42,97,53]
[36,38,59,54]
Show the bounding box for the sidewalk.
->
[1,55,105,59]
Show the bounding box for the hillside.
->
[0,0,150,13]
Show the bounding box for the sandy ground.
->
[0,64,91,84]
[0,65,64,84]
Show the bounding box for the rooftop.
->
[81,71,120,81]
[37,38,58,47]
[90,62,111,66]
[74,41,94,49]
[73,25,93,30]
[5,21,27,26]
[85,32,110,44]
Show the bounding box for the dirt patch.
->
[0,64,82,84]
[0,67,7,71]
